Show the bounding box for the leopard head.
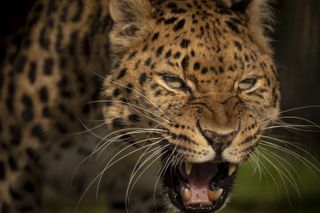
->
[103,0,280,212]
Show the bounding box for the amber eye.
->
[238,77,257,91]
[162,75,191,93]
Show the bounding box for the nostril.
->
[203,130,235,159]
[196,121,236,151]
[202,130,234,145]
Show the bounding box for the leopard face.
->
[103,0,280,212]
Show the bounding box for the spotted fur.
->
[0,0,280,212]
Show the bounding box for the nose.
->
[202,130,236,158]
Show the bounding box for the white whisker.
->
[259,137,320,174]
[95,136,162,199]
[88,99,171,124]
[126,137,171,207]
[108,79,171,121]
[126,146,169,209]
[279,105,320,114]
[259,146,301,197]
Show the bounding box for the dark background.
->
[0,0,319,212]
[273,0,320,154]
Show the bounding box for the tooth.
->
[181,186,192,203]
[208,188,223,202]
[228,163,237,176]
[185,162,193,175]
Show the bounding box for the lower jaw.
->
[163,162,238,213]
[167,183,231,212]
[168,191,228,213]
[183,204,221,213]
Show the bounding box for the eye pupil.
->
[163,76,181,83]
[163,76,183,88]
[239,78,257,90]
[162,74,191,93]
[242,78,255,84]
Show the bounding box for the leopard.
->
[0,0,280,212]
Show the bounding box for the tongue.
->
[182,163,219,205]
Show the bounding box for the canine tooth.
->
[185,162,193,175]
[181,186,192,202]
[208,188,223,202]
[228,163,237,176]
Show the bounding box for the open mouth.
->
[163,161,238,213]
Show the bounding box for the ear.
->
[109,0,155,55]
[218,0,273,53]
[218,0,272,24]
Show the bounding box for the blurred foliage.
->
[227,158,320,213]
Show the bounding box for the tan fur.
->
[0,0,279,212]
[104,0,280,164]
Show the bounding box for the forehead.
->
[153,0,254,48]
[149,1,264,89]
